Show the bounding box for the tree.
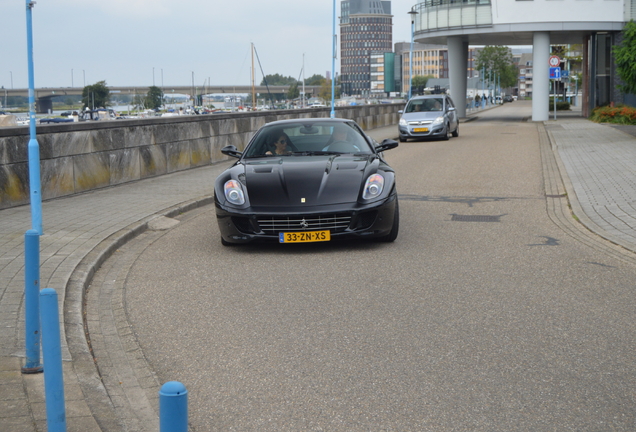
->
[145,86,164,110]
[132,94,146,111]
[614,20,636,94]
[475,46,518,89]
[305,74,326,86]
[82,80,110,109]
[287,82,300,100]
[260,74,296,86]
[318,78,340,102]
[411,75,431,88]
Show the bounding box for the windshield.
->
[406,98,444,113]
[243,121,374,158]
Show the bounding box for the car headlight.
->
[432,116,444,125]
[224,179,245,205]
[362,174,384,199]
[399,118,407,126]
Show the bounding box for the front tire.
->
[379,199,399,242]
[452,123,459,137]
[442,124,451,141]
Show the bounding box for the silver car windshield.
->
[243,121,374,158]
[406,98,444,113]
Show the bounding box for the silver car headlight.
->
[224,179,245,205]
[363,174,384,200]
[399,118,407,126]
[432,116,444,125]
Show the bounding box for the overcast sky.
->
[2,0,420,89]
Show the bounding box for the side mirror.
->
[398,109,403,114]
[448,106,456,111]
[375,139,399,153]
[221,145,242,158]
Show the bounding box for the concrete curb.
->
[544,121,636,257]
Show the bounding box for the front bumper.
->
[215,194,397,244]
[398,123,446,139]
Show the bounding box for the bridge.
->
[1,85,321,113]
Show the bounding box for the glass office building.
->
[340,0,393,97]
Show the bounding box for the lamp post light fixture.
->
[408,7,418,100]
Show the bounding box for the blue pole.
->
[481,67,485,109]
[488,69,492,104]
[408,12,415,100]
[160,381,188,432]
[22,230,43,373]
[40,288,67,432]
[25,0,43,235]
[330,0,336,118]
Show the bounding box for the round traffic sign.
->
[549,55,561,67]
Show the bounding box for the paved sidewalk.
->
[2,116,636,430]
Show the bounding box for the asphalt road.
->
[113,103,636,431]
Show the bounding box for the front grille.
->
[407,121,432,126]
[257,213,352,234]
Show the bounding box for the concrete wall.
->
[0,104,402,210]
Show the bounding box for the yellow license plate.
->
[279,230,331,243]
[413,127,428,132]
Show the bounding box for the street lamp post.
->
[330,0,336,118]
[22,0,43,375]
[408,7,418,100]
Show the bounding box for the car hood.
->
[400,111,443,122]
[241,155,375,207]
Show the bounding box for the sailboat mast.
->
[251,43,256,110]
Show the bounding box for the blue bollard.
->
[22,229,43,373]
[159,381,188,432]
[40,288,67,432]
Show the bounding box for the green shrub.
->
[548,100,571,111]
[590,105,636,124]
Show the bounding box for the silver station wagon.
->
[398,94,459,142]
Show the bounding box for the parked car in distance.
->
[503,95,514,103]
[398,94,459,142]
[214,118,400,245]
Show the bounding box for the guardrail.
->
[414,0,492,32]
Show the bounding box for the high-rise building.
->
[340,0,393,97]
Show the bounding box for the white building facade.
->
[410,0,634,119]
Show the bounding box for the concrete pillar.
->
[36,98,52,114]
[447,36,469,118]
[532,32,550,121]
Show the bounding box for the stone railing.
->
[0,104,402,210]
